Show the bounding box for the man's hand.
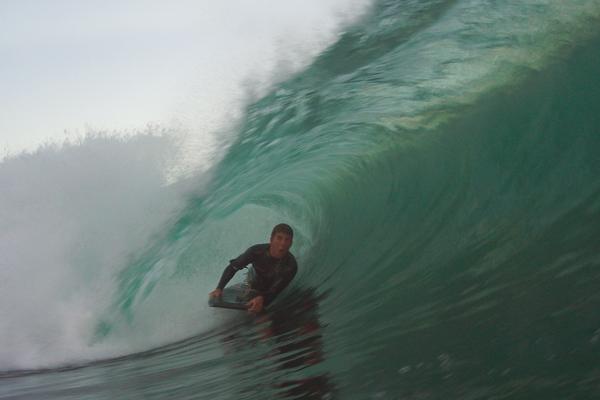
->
[246,295,264,314]
[209,288,223,298]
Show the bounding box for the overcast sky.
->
[0,0,371,157]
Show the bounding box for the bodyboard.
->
[208,284,258,311]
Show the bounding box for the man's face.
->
[269,232,293,259]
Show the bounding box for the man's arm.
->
[216,264,237,291]
[213,246,258,293]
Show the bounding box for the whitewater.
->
[2,0,600,399]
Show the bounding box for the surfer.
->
[209,223,297,313]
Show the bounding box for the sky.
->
[0,0,371,158]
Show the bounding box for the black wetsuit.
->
[217,244,297,305]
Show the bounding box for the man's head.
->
[269,223,293,259]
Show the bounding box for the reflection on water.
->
[220,287,334,399]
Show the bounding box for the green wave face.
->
[95,0,600,397]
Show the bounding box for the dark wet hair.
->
[271,223,293,238]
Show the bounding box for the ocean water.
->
[2,0,600,399]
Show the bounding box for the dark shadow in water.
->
[219,287,336,400]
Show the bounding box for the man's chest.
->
[252,256,285,277]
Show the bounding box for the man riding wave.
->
[209,224,297,313]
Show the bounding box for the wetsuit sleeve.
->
[262,260,297,305]
[216,246,258,290]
